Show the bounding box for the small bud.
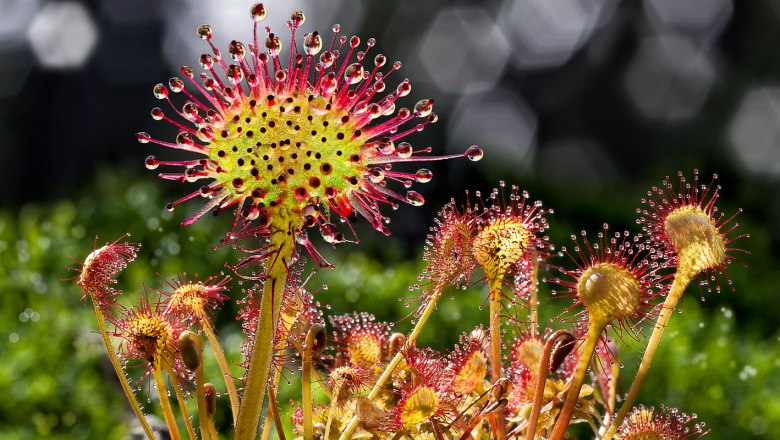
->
[179,330,201,371]
[388,332,406,356]
[306,323,327,353]
[204,383,217,417]
[549,331,576,373]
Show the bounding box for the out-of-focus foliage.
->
[1,168,777,439]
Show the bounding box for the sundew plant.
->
[69,4,748,440]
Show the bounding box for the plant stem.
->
[194,362,211,440]
[530,257,540,337]
[337,283,445,440]
[261,339,287,440]
[234,211,299,440]
[488,277,507,440]
[600,269,694,440]
[526,330,572,440]
[266,386,287,440]
[201,318,240,424]
[302,334,315,440]
[323,384,342,440]
[165,365,196,440]
[154,363,182,440]
[549,320,605,440]
[93,306,155,440]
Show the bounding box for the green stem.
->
[234,211,299,440]
[154,363,182,440]
[549,320,605,440]
[530,257,540,337]
[600,270,694,440]
[488,277,507,440]
[202,318,240,424]
[261,363,284,440]
[93,306,155,440]
[165,365,196,440]
[323,384,342,440]
[302,335,315,440]
[337,283,445,440]
[266,386,287,440]
[195,363,211,440]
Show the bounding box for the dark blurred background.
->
[1,0,779,438]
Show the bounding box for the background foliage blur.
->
[1,0,779,438]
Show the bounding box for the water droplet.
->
[197,24,213,40]
[415,169,433,183]
[414,99,433,117]
[290,10,305,27]
[145,156,159,170]
[153,83,168,99]
[396,142,412,158]
[304,32,322,55]
[309,95,328,115]
[465,145,483,161]
[406,191,424,206]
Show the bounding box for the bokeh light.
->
[26,2,97,69]
[728,87,780,178]
[417,7,509,94]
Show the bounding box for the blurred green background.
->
[0,166,776,439]
[3,0,780,439]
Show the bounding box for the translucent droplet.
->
[304,32,322,55]
[414,99,433,117]
[250,3,266,22]
[145,156,159,170]
[415,169,433,183]
[168,77,184,93]
[197,24,213,40]
[344,63,364,85]
[396,142,413,158]
[309,96,328,115]
[153,83,168,99]
[406,191,425,206]
[465,145,483,162]
[290,11,305,27]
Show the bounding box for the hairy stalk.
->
[93,306,155,440]
[165,365,196,440]
[526,330,573,440]
[194,359,211,440]
[260,340,285,440]
[600,269,695,440]
[549,321,605,440]
[338,283,445,440]
[323,384,343,440]
[302,330,316,440]
[234,208,299,440]
[488,278,507,440]
[201,318,240,423]
[153,363,182,440]
[267,386,287,440]
[530,257,540,336]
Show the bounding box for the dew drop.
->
[406,191,425,206]
[465,145,483,161]
[396,142,413,158]
[414,99,433,117]
[145,156,159,170]
[152,83,168,99]
[309,95,328,115]
[197,24,213,40]
[250,3,267,22]
[415,168,433,183]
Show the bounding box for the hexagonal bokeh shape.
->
[417,7,509,94]
[728,88,780,178]
[447,88,536,167]
[0,0,40,45]
[27,1,98,69]
[499,0,613,69]
[644,0,733,41]
[623,35,715,121]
